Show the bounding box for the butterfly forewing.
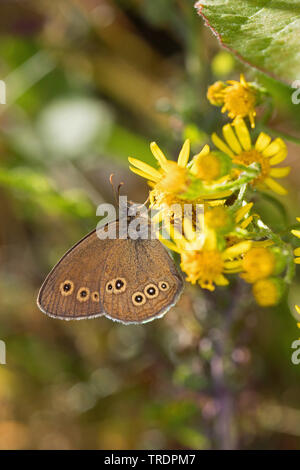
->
[37,230,113,320]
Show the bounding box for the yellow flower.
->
[241,247,276,283]
[221,74,257,128]
[205,205,232,232]
[241,246,285,283]
[205,201,254,236]
[212,118,290,195]
[252,278,284,307]
[291,217,300,263]
[182,242,252,291]
[224,203,255,248]
[160,220,252,291]
[129,140,233,213]
[129,139,190,195]
[190,145,232,183]
[157,161,187,193]
[241,247,275,283]
[207,80,226,106]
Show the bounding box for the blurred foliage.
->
[0,0,300,450]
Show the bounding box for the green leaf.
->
[195,0,300,83]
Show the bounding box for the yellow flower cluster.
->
[160,205,253,292]
[128,74,293,306]
[207,74,258,128]
[241,246,286,306]
[291,219,300,335]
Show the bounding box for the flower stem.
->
[205,281,244,449]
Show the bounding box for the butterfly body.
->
[37,221,183,324]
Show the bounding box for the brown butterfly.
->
[37,216,184,324]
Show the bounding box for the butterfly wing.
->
[100,237,184,324]
[37,230,114,320]
[38,221,184,323]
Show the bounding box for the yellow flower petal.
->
[226,267,244,274]
[240,216,253,229]
[166,223,188,251]
[240,74,247,86]
[233,118,251,151]
[190,144,210,174]
[249,111,256,129]
[128,157,162,181]
[291,230,300,238]
[150,142,168,169]
[294,257,300,264]
[129,165,160,183]
[177,139,190,168]
[255,132,271,153]
[203,229,217,251]
[294,248,300,256]
[158,236,181,254]
[264,177,287,195]
[215,274,229,286]
[211,133,234,158]
[296,217,300,223]
[224,240,252,259]
[222,124,242,154]
[202,190,233,199]
[269,148,288,165]
[226,80,239,86]
[269,167,290,178]
[295,305,300,315]
[224,260,243,270]
[198,144,210,157]
[235,202,253,223]
[252,240,274,248]
[262,138,286,158]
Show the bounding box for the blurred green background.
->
[0,0,300,450]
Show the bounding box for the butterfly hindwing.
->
[100,237,184,324]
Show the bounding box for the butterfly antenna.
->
[117,181,124,198]
[109,173,124,205]
[143,195,150,207]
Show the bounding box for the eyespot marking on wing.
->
[114,278,127,294]
[92,291,99,302]
[77,287,90,302]
[59,280,74,296]
[106,280,114,294]
[159,281,170,291]
[144,283,159,299]
[132,291,146,306]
